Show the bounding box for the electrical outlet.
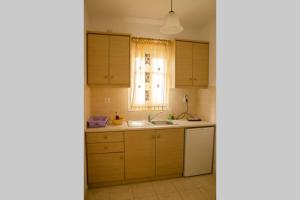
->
[183,94,188,103]
[104,97,111,104]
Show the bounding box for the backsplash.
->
[197,86,216,122]
[88,87,199,121]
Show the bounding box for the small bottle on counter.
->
[115,112,120,120]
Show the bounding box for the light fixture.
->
[160,0,183,34]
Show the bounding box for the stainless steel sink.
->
[127,120,151,127]
[151,120,175,125]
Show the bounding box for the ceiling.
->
[86,0,215,29]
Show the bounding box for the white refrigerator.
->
[184,127,215,176]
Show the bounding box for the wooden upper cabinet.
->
[109,35,130,86]
[193,43,209,87]
[156,128,184,177]
[175,40,209,88]
[125,130,156,180]
[175,41,193,86]
[87,34,109,85]
[87,33,130,86]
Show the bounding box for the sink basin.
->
[151,120,175,125]
[127,120,151,127]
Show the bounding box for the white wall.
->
[87,16,209,41]
[197,17,216,122]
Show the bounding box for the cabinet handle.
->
[104,146,108,150]
[152,135,156,139]
[104,135,108,139]
[104,75,108,79]
[120,155,124,160]
[189,78,193,80]
[110,75,114,79]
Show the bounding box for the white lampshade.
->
[160,11,183,34]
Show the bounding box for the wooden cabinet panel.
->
[156,128,184,176]
[86,132,124,143]
[175,41,193,86]
[109,35,130,86]
[193,43,209,87]
[87,153,124,184]
[87,33,130,87]
[87,142,124,154]
[175,40,209,87]
[86,128,185,186]
[87,34,109,85]
[125,130,156,180]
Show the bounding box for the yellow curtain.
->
[130,37,172,111]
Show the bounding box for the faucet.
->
[148,111,163,122]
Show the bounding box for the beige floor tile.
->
[109,185,133,200]
[152,180,177,195]
[179,189,207,200]
[157,192,183,200]
[110,192,133,200]
[199,185,216,200]
[188,175,215,189]
[109,185,132,194]
[87,188,110,200]
[134,195,159,200]
[87,174,216,200]
[131,182,156,199]
[170,178,196,191]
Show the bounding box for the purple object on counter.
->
[87,116,108,128]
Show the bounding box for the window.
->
[130,38,172,111]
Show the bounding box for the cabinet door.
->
[87,34,109,85]
[193,43,209,87]
[125,130,156,180]
[156,128,184,176]
[87,153,124,184]
[109,35,130,86]
[175,41,193,86]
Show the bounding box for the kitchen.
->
[2,0,299,200]
[84,0,216,199]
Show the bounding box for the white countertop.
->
[85,120,215,133]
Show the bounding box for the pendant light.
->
[160,0,183,34]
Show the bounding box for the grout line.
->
[151,180,160,200]
[169,178,185,200]
[129,184,134,200]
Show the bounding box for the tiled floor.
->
[87,174,216,200]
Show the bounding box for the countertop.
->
[85,120,215,133]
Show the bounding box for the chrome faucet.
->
[148,111,163,122]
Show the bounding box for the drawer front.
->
[86,132,124,143]
[87,142,124,154]
[87,153,124,184]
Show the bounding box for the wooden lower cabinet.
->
[124,128,184,180]
[87,153,124,184]
[125,130,156,180]
[156,128,184,176]
[86,128,185,186]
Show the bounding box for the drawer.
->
[86,132,124,143]
[87,142,124,154]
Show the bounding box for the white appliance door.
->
[184,127,214,176]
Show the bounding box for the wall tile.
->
[88,87,200,121]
